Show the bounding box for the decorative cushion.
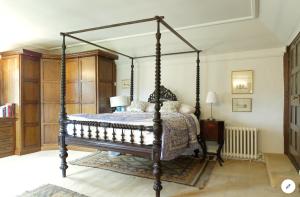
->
[161,101,181,113]
[145,103,155,112]
[127,101,148,112]
[179,103,195,114]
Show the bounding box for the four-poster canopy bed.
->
[59,16,205,197]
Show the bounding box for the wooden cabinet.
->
[40,50,117,149]
[0,49,41,155]
[0,118,16,158]
[200,120,225,165]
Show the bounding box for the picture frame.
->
[121,79,130,89]
[232,98,252,112]
[231,70,253,94]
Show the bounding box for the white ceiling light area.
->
[0,0,299,55]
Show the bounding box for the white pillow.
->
[127,101,148,112]
[145,103,155,112]
[161,101,181,113]
[179,103,195,114]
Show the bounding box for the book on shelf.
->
[0,103,16,118]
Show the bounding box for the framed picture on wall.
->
[121,79,130,89]
[232,98,252,112]
[231,70,253,94]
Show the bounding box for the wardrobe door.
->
[21,54,41,153]
[41,58,60,149]
[66,58,80,114]
[286,33,300,172]
[289,39,300,167]
[98,57,116,113]
[80,56,97,114]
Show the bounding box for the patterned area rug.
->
[18,184,88,197]
[70,151,214,188]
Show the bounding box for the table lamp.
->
[110,96,129,112]
[206,91,217,120]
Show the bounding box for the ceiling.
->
[0,0,299,55]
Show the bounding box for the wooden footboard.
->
[64,119,154,158]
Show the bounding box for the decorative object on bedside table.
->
[231,70,253,94]
[110,96,129,112]
[200,119,225,166]
[206,91,217,120]
[232,98,252,112]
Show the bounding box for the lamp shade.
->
[110,96,129,107]
[206,91,217,104]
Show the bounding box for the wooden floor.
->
[0,150,298,197]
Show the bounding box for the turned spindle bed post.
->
[130,58,134,102]
[59,33,68,177]
[195,51,201,120]
[193,51,201,157]
[153,16,163,197]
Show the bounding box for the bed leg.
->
[153,152,162,197]
[194,148,200,157]
[59,133,68,177]
[153,160,162,197]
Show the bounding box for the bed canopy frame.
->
[59,16,203,197]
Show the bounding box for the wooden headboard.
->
[148,86,177,103]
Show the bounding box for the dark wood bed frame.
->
[59,16,205,197]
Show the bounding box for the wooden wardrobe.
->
[41,50,117,149]
[0,49,41,155]
[284,32,300,172]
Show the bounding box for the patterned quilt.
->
[68,112,200,160]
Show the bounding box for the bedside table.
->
[200,120,224,166]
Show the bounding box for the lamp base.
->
[116,106,126,112]
[207,117,216,121]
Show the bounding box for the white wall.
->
[116,48,285,154]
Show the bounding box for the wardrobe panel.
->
[66,104,80,114]
[23,104,39,123]
[99,82,113,113]
[0,56,20,104]
[81,56,96,81]
[24,126,40,147]
[82,104,97,114]
[42,59,60,81]
[81,82,96,103]
[23,82,39,103]
[66,58,79,81]
[42,83,60,103]
[43,104,60,123]
[66,82,80,103]
[99,58,113,82]
[22,56,40,81]
[43,124,59,144]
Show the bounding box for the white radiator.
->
[222,127,259,160]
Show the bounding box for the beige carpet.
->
[264,153,300,189]
[2,151,298,197]
[18,184,88,197]
[70,151,214,188]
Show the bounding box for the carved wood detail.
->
[148,85,177,103]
